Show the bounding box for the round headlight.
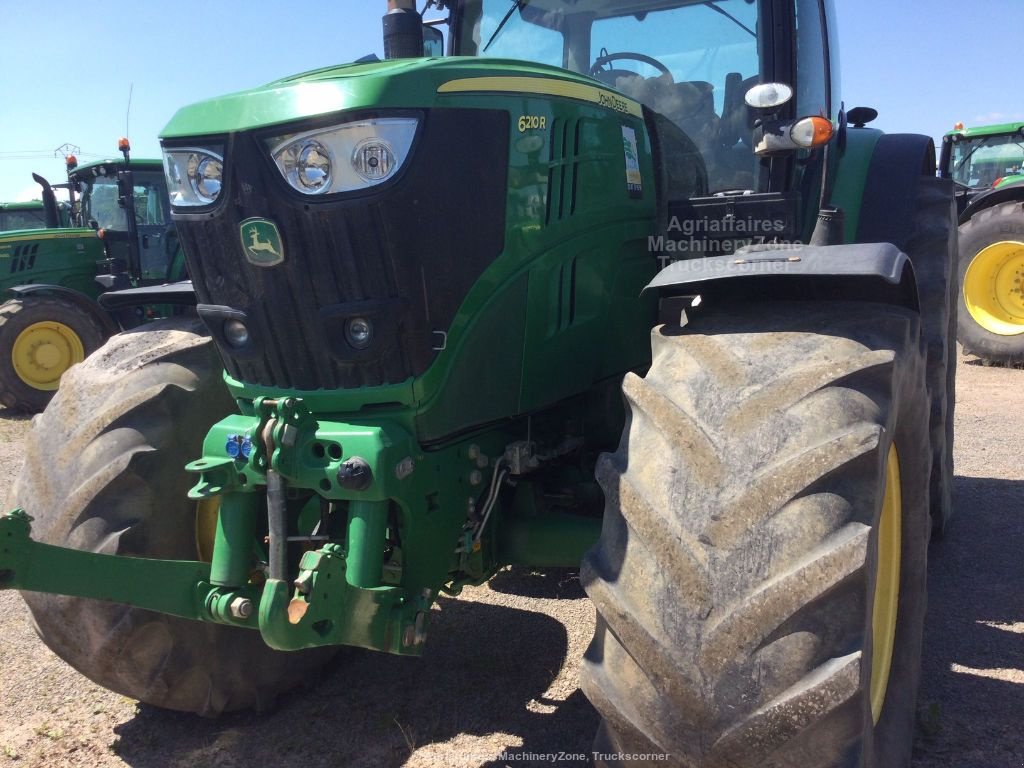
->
[189,154,222,203]
[224,319,249,348]
[346,317,373,349]
[296,142,331,192]
[352,139,396,182]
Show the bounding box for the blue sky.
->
[0,0,1020,201]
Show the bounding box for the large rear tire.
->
[956,201,1024,364]
[857,140,957,532]
[12,318,334,715]
[900,177,957,533]
[581,302,930,767]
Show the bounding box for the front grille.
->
[174,108,508,391]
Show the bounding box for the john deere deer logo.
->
[239,218,284,267]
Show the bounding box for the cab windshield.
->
[0,207,48,231]
[947,132,1024,189]
[79,169,170,231]
[454,0,761,193]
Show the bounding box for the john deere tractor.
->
[0,200,70,232]
[940,121,1024,363]
[0,144,187,411]
[2,1,956,765]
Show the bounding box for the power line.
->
[53,143,81,160]
[0,150,105,160]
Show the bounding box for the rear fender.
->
[648,243,919,325]
[96,280,197,310]
[959,181,1024,224]
[5,283,117,335]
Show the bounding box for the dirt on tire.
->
[12,319,335,717]
[0,350,1021,768]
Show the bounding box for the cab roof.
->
[0,201,44,210]
[70,157,164,175]
[945,122,1024,139]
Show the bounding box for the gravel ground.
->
[0,351,1021,768]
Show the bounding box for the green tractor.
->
[940,121,1024,363]
[0,200,70,232]
[0,143,187,411]
[2,1,956,764]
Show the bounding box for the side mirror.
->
[117,170,134,209]
[846,107,878,128]
[423,24,444,57]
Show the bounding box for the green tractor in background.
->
[0,143,187,411]
[0,200,70,232]
[940,121,1024,363]
[2,1,957,764]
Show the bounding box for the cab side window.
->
[795,0,830,118]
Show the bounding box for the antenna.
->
[126,83,134,141]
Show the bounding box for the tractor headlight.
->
[267,118,418,195]
[162,147,224,207]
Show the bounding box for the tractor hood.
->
[161,57,639,137]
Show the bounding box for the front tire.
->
[957,201,1024,364]
[582,302,930,767]
[12,318,334,715]
[0,296,107,412]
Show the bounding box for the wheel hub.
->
[871,446,902,724]
[11,321,86,390]
[963,241,1024,336]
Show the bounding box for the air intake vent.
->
[546,118,577,226]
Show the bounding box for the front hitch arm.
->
[0,509,241,623]
[0,509,421,654]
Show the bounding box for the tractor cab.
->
[439,0,841,249]
[455,0,766,193]
[940,122,1024,214]
[70,154,179,283]
[0,201,57,232]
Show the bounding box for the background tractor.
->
[0,200,70,232]
[2,1,957,765]
[940,121,1024,363]
[0,143,187,411]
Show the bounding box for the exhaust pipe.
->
[383,0,424,59]
[31,174,60,229]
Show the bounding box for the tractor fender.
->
[958,180,1024,224]
[5,284,118,336]
[646,243,919,324]
[856,133,936,249]
[96,280,197,310]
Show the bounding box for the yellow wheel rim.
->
[963,240,1024,336]
[870,446,902,724]
[11,321,86,390]
[195,497,220,563]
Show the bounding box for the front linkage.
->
[1,395,598,656]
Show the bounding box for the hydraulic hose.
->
[266,469,287,581]
[262,418,288,581]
